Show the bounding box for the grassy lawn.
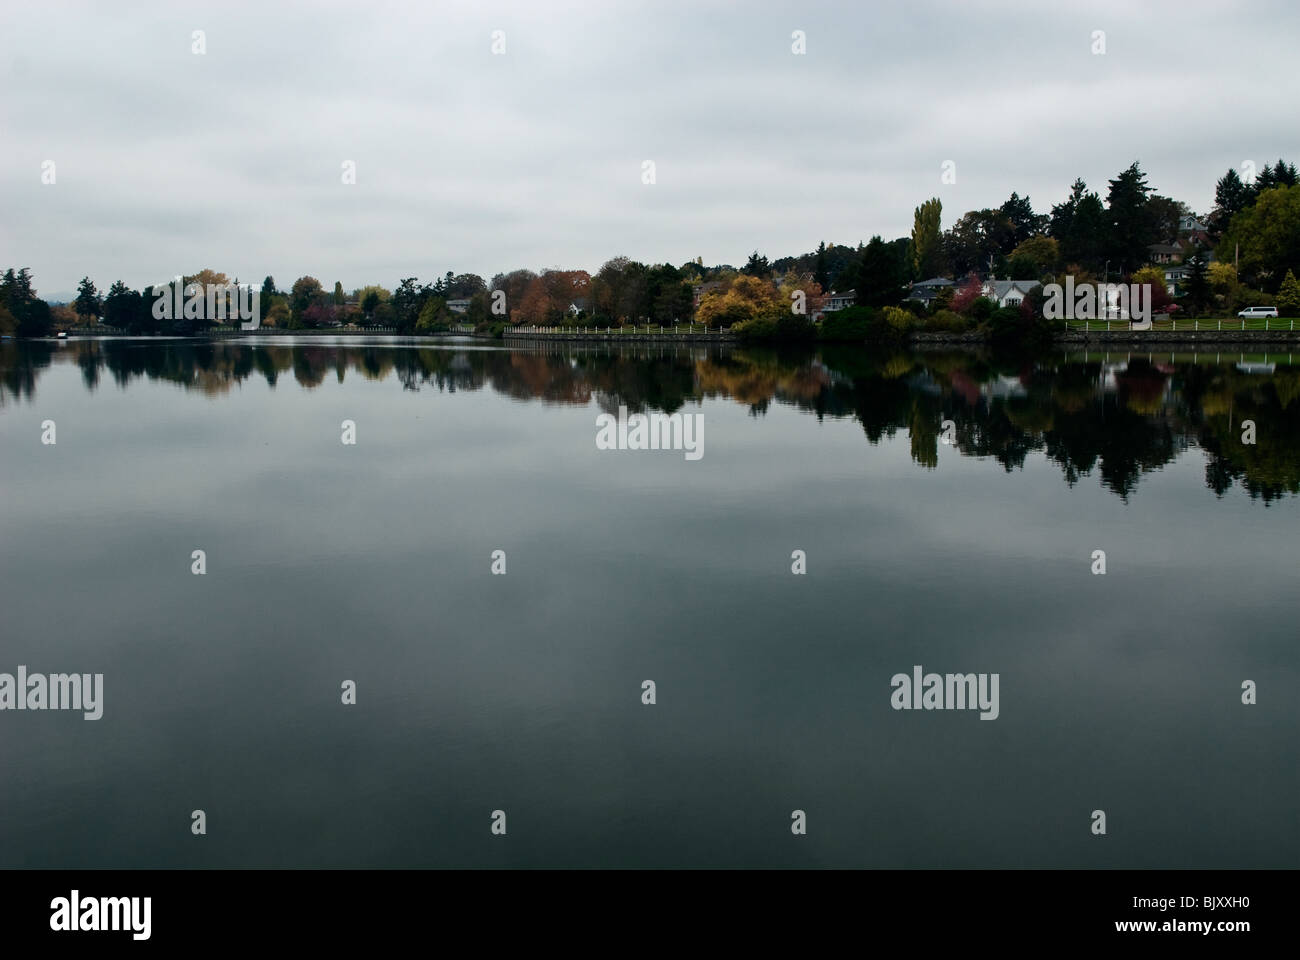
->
[524,324,719,334]
[1065,317,1300,332]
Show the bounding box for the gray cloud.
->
[3,0,1298,299]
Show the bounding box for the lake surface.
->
[1,336,1296,868]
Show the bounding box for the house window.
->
[1006,298,1021,307]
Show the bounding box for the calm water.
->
[1,336,1297,868]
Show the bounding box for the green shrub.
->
[882,305,915,331]
[987,307,1024,338]
[733,316,776,340]
[1228,286,1270,313]
[734,312,813,342]
[921,309,968,332]
[820,305,874,340]
[967,297,996,323]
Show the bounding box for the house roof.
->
[981,280,1040,298]
[913,277,955,288]
[1148,243,1183,255]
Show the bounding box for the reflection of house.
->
[447,298,471,314]
[980,280,1040,308]
[907,277,955,304]
[980,375,1027,400]
[1101,362,1127,392]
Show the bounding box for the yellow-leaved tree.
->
[696,275,784,328]
[1208,262,1238,292]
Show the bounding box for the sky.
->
[3,0,1299,301]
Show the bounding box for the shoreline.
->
[36,327,1300,347]
[910,330,1300,345]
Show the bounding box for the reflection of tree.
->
[1273,369,1300,410]
[950,401,1039,473]
[1091,405,1180,500]
[1051,367,1096,414]
[1115,360,1169,416]
[0,341,54,405]
[1196,379,1300,503]
[4,340,1299,503]
[76,341,101,391]
[848,375,910,445]
[292,347,332,388]
[696,349,824,414]
[908,399,939,469]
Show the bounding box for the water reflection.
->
[4,337,1299,502]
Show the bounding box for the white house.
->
[1163,264,1189,296]
[823,290,856,312]
[980,280,1040,308]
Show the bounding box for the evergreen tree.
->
[1254,159,1298,196]
[1184,251,1211,316]
[1254,163,1277,194]
[103,280,138,328]
[74,276,101,320]
[1,267,52,336]
[391,277,424,332]
[1275,268,1300,316]
[1106,161,1156,274]
[813,241,829,290]
[1049,179,1085,239]
[1209,168,1252,241]
[1071,195,1107,273]
[1051,179,1106,272]
[999,192,1046,246]
[855,236,909,308]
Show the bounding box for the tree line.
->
[5,158,1297,339]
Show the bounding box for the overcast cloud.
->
[3,0,1298,300]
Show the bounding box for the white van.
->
[1237,306,1279,318]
